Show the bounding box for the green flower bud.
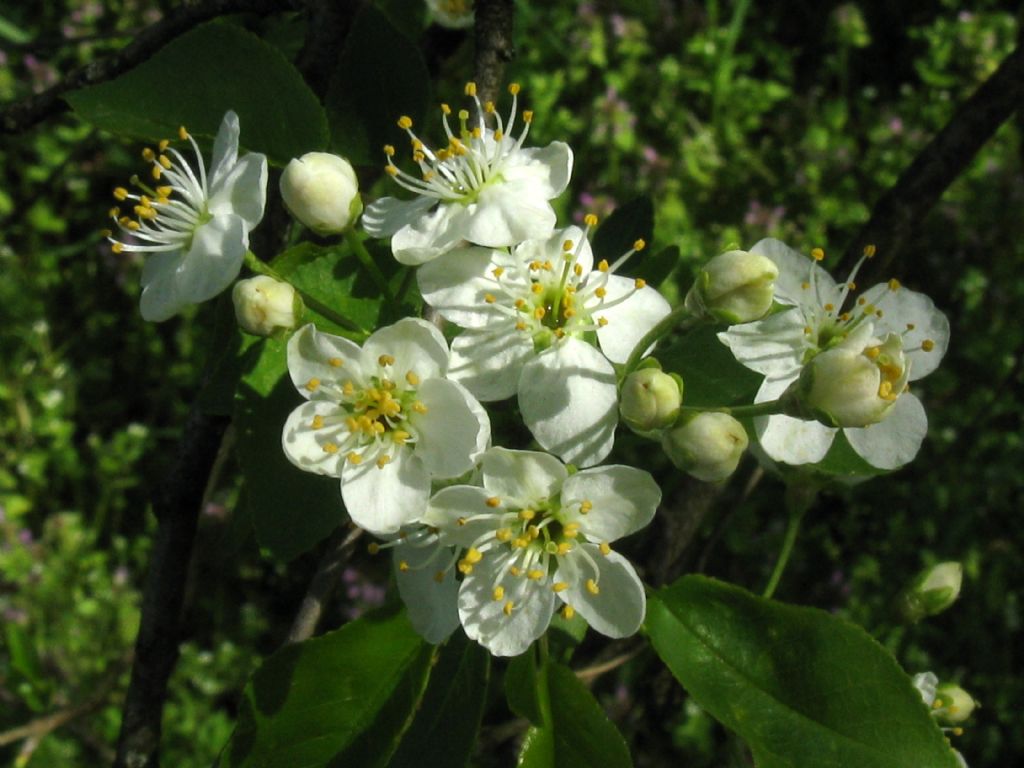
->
[933,682,978,725]
[898,561,963,623]
[685,249,779,324]
[619,368,683,434]
[661,412,748,483]
[280,152,362,235]
[232,276,302,337]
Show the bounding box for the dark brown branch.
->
[285,525,364,644]
[473,0,515,106]
[114,408,229,768]
[843,45,1024,278]
[0,0,296,135]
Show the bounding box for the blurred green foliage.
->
[0,0,1021,765]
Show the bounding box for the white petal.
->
[208,110,240,186]
[417,245,510,328]
[518,340,619,467]
[459,551,555,657]
[594,275,672,363]
[560,466,660,542]
[174,213,247,304]
[480,447,568,505]
[139,250,186,322]
[287,324,365,400]
[362,318,450,381]
[393,539,460,644]
[391,203,472,265]
[412,378,490,478]
[556,546,644,638]
[844,392,927,470]
[718,307,808,378]
[751,238,841,307]
[207,152,268,229]
[463,179,556,247]
[513,141,573,198]
[281,400,348,477]
[450,328,535,401]
[754,375,836,465]
[423,485,502,548]
[362,195,436,238]
[858,283,950,380]
[341,448,430,534]
[515,226,592,275]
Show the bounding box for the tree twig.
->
[285,525,364,644]
[843,45,1024,279]
[114,408,230,768]
[473,0,515,106]
[574,645,643,684]
[0,0,296,135]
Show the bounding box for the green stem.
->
[620,304,701,380]
[243,251,368,339]
[762,486,816,599]
[536,636,553,729]
[719,399,789,419]
[345,228,395,303]
[395,266,417,306]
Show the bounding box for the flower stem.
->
[761,485,816,599]
[344,228,396,303]
[620,303,701,381]
[243,251,369,339]
[677,398,788,420]
[536,636,554,729]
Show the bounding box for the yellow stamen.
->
[562,605,575,619]
[323,442,339,454]
[586,579,600,595]
[493,586,505,601]
[811,247,825,261]
[503,600,514,616]
[921,339,935,352]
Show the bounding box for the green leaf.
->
[390,634,490,768]
[65,21,327,166]
[642,245,681,288]
[646,575,961,768]
[658,324,760,407]
[325,5,431,165]
[810,431,887,479]
[515,661,633,768]
[592,197,654,264]
[506,650,543,726]
[224,606,433,768]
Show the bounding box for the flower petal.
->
[463,179,557,247]
[858,283,950,380]
[518,340,619,467]
[412,378,490,478]
[417,245,511,328]
[752,238,841,308]
[391,203,472,265]
[423,485,502,548]
[513,141,574,198]
[560,465,660,542]
[480,447,568,506]
[844,391,928,470]
[556,545,645,638]
[207,110,240,186]
[459,550,555,656]
[594,275,672,363]
[754,376,836,465]
[361,317,450,381]
[341,448,430,534]
[281,400,348,477]
[393,539,460,644]
[362,195,436,239]
[718,307,808,378]
[450,328,535,401]
[287,324,365,400]
[139,250,186,322]
[175,213,247,305]
[207,152,268,229]
[516,226,592,275]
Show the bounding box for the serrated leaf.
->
[223,606,433,768]
[646,575,960,768]
[65,21,327,166]
[325,5,431,165]
[592,197,654,264]
[657,324,761,407]
[390,634,490,768]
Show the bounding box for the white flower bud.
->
[661,412,748,483]
[899,561,962,622]
[793,328,910,428]
[280,152,362,235]
[685,249,779,324]
[232,276,301,336]
[934,682,978,724]
[426,0,474,29]
[619,368,682,434]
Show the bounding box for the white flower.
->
[913,671,974,767]
[718,239,949,469]
[362,82,572,265]
[107,111,268,321]
[232,275,300,337]
[279,152,361,235]
[281,319,490,535]
[418,223,671,466]
[423,447,661,656]
[685,248,779,324]
[661,411,748,483]
[425,0,473,28]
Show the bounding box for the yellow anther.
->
[906,323,916,331]
[402,371,419,388]
[563,308,576,319]
[397,116,413,129]
[378,354,395,367]
[385,166,399,176]
[347,451,363,464]
[922,339,935,352]
[952,727,964,736]
[863,244,877,258]
[306,377,320,391]
[801,281,810,290]
[542,260,553,271]
[864,346,881,360]
[574,264,583,277]
[597,259,610,272]
[323,442,339,454]
[515,320,528,331]
[888,278,902,291]
[440,103,452,115]
[584,213,599,227]
[878,381,894,400]
[488,266,505,280]
[399,560,410,572]
[586,579,600,595]
[508,83,521,95]
[633,238,646,251]
[412,150,426,163]
[383,144,396,157]
[597,317,609,327]
[527,524,540,539]
[562,239,574,252]
[840,312,851,322]
[527,569,544,580]
[413,401,428,414]
[552,582,569,593]
[824,303,835,312]
[858,297,868,306]
[484,293,496,303]
[513,537,529,549]
[493,586,505,601]
[510,566,522,576]
[141,147,155,162]
[158,155,172,169]
[126,220,141,231]
[503,600,514,616]
[465,547,483,564]
[496,528,512,542]
[113,187,129,201]
[557,542,573,555]
[178,125,189,140]
[599,542,611,556]
[847,282,857,291]
[367,542,380,554]
[634,278,647,289]
[579,500,593,514]
[151,165,163,180]
[519,509,535,521]
[811,247,825,261]
[458,561,473,575]
[562,523,580,539]
[876,309,884,317]
[531,283,543,295]
[485,496,501,508]
[311,415,325,429]
[523,110,534,123]
[484,101,496,114]
[562,605,575,619]
[342,381,356,397]
[464,81,477,96]
[534,307,546,320]
[391,430,410,445]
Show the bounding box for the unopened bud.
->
[685,249,778,324]
[232,276,302,336]
[898,561,962,622]
[935,683,978,724]
[620,368,682,434]
[280,152,362,235]
[661,412,748,483]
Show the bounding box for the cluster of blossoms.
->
[106,85,950,660]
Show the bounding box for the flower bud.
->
[685,249,779,324]
[898,561,962,623]
[280,152,362,235]
[791,328,909,428]
[232,275,302,336]
[661,412,748,483]
[934,683,978,724]
[620,368,682,434]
